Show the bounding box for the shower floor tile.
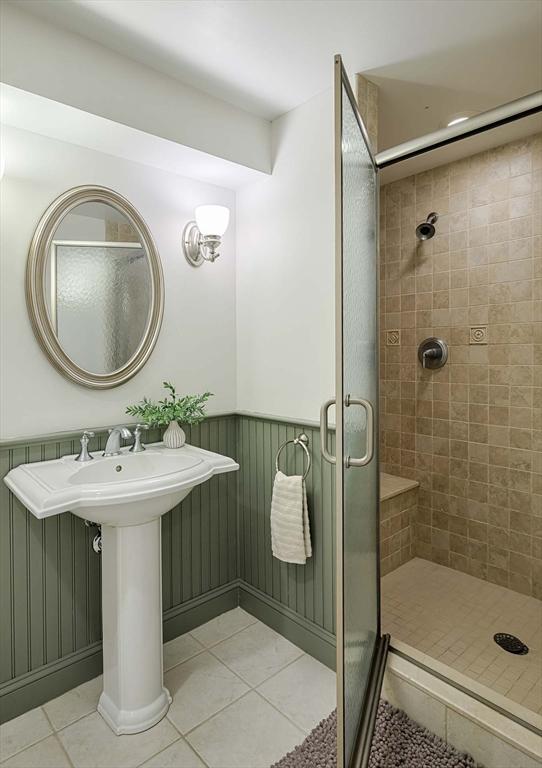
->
[382,558,542,720]
[0,612,336,768]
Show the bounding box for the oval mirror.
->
[26,186,164,388]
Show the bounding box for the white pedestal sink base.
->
[3,442,239,735]
[98,518,171,735]
[98,687,171,736]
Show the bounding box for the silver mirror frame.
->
[26,185,164,389]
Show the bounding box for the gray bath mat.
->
[271,701,480,768]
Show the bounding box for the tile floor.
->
[0,608,336,768]
[382,558,542,718]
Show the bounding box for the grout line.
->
[44,682,104,734]
[134,734,183,768]
[177,734,211,768]
[0,707,55,764]
[174,639,325,741]
[250,650,309,690]
[163,626,272,738]
[165,620,325,742]
[42,707,75,768]
[164,645,207,674]
[160,716,183,739]
[161,610,258,675]
[204,635,305,689]
[163,622,258,678]
[53,708,101,736]
[52,732,76,768]
[181,686,309,750]
[186,612,259,649]
[252,688,315,736]
[174,689,250,739]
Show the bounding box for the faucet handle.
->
[75,431,95,462]
[130,423,149,453]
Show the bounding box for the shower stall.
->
[328,56,541,766]
[378,127,542,731]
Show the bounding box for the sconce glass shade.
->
[195,205,230,236]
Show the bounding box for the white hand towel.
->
[271,470,312,565]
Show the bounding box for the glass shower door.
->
[321,55,389,768]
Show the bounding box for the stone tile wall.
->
[379,133,542,598]
[380,487,418,576]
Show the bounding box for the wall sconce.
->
[182,205,230,267]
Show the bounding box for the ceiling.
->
[12,0,542,151]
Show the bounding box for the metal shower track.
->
[375,91,542,169]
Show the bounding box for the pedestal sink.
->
[4,441,238,734]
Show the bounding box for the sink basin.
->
[4,440,238,736]
[69,451,199,484]
[5,442,236,526]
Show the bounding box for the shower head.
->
[416,212,439,241]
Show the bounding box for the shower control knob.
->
[418,337,448,370]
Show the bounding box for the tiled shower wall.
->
[380,133,542,599]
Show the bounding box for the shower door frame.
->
[333,55,390,768]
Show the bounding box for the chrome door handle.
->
[345,395,374,467]
[320,398,336,465]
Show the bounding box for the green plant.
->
[126,382,213,427]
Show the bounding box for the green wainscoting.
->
[0,412,336,723]
[0,416,239,722]
[237,414,336,639]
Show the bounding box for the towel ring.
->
[275,433,311,480]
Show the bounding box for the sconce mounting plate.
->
[182,221,204,267]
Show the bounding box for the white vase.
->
[163,420,185,449]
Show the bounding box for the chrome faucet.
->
[103,426,132,457]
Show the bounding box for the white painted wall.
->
[1,87,334,438]
[0,3,271,175]
[236,89,335,422]
[0,126,237,439]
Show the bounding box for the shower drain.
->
[493,633,529,655]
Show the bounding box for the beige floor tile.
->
[58,711,178,768]
[186,692,304,768]
[0,707,52,761]
[3,617,336,768]
[139,737,206,768]
[257,654,336,733]
[0,735,71,768]
[189,608,257,648]
[382,558,542,717]
[165,651,249,734]
[211,622,304,686]
[163,633,204,672]
[44,675,103,730]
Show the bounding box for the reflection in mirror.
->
[44,202,152,375]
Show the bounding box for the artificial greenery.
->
[126,382,213,427]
